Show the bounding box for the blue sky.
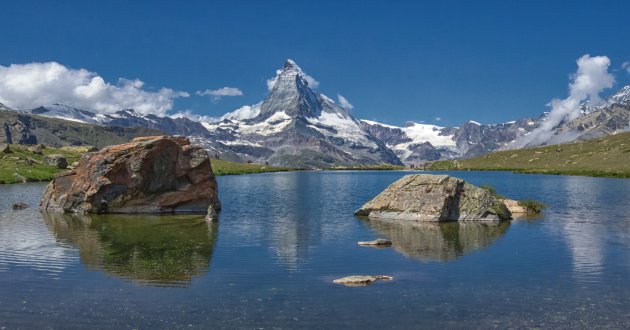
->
[1,0,629,126]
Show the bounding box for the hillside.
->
[429,132,630,178]
[0,110,162,148]
[210,159,294,175]
[0,144,84,183]
[0,145,295,184]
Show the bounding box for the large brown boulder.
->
[355,174,511,221]
[40,135,220,216]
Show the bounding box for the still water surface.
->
[1,171,629,328]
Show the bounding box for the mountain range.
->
[2,60,629,168]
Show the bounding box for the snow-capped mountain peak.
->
[202,60,401,167]
[607,85,630,106]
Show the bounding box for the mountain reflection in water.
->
[363,219,510,262]
[42,212,217,287]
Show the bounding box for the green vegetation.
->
[327,164,405,171]
[0,144,83,184]
[211,159,294,176]
[429,132,630,178]
[518,199,547,213]
[479,184,505,199]
[1,146,297,184]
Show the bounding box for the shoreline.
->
[3,166,628,185]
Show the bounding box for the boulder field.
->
[40,135,220,218]
[355,174,512,221]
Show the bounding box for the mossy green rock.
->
[355,174,511,221]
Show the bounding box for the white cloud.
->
[169,110,219,123]
[337,94,354,110]
[434,117,442,122]
[513,54,614,147]
[623,61,630,74]
[0,62,189,116]
[196,86,243,100]
[303,74,319,89]
[220,102,262,121]
[266,70,282,91]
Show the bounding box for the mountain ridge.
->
[3,60,629,167]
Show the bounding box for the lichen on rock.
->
[355,174,511,221]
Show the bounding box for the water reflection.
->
[551,176,609,281]
[363,218,510,262]
[42,212,217,287]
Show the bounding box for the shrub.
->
[480,184,505,199]
[518,199,547,213]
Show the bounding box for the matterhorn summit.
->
[202,59,401,168]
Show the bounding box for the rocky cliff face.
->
[552,104,630,142]
[40,135,220,215]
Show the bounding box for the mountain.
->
[21,104,244,162]
[6,60,628,166]
[512,84,630,148]
[361,118,537,164]
[558,86,630,141]
[0,110,162,148]
[201,60,401,168]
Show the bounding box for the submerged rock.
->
[333,275,393,287]
[500,199,528,214]
[12,202,28,210]
[44,154,68,169]
[357,238,392,247]
[40,135,221,215]
[355,174,511,221]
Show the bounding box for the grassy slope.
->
[0,144,84,183]
[429,132,630,178]
[326,164,405,171]
[211,159,294,175]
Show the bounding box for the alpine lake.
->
[1,171,629,329]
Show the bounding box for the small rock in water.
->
[205,204,219,222]
[500,199,528,214]
[333,275,393,287]
[357,238,392,247]
[12,202,29,210]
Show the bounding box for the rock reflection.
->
[364,219,510,262]
[42,212,217,287]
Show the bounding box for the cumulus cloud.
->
[266,69,320,91]
[337,94,354,110]
[434,117,442,122]
[196,86,243,100]
[169,110,219,123]
[303,74,319,89]
[0,62,189,116]
[170,102,261,123]
[623,61,630,74]
[220,102,262,121]
[512,54,614,147]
